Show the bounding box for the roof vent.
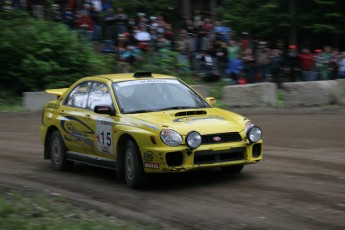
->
[133,72,152,78]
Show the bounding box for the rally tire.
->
[49,130,73,171]
[221,164,244,174]
[124,140,148,189]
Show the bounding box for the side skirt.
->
[66,151,117,170]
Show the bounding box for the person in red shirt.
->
[75,10,94,42]
[298,48,315,81]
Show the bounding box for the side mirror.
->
[205,97,216,106]
[94,105,115,116]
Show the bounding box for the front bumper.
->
[140,140,263,173]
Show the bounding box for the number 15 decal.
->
[96,120,113,154]
[100,131,111,146]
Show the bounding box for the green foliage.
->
[113,0,176,20]
[128,49,194,84]
[0,188,157,230]
[215,0,345,46]
[0,91,23,112]
[0,11,114,96]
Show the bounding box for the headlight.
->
[186,131,202,149]
[247,126,262,143]
[160,129,182,146]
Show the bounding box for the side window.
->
[65,82,91,108]
[87,82,113,110]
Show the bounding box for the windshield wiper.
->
[157,106,200,111]
[125,109,156,114]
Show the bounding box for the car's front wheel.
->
[221,164,244,174]
[124,140,148,188]
[49,130,72,171]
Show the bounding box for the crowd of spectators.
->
[2,0,345,86]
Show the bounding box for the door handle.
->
[85,114,91,119]
[60,109,65,115]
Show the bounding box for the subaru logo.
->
[213,136,221,142]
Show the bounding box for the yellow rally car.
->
[40,72,263,188]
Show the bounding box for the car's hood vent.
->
[175,110,207,117]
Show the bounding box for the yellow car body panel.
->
[41,73,263,182]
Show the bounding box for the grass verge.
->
[0,97,24,112]
[0,186,157,230]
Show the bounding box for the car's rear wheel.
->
[124,140,148,188]
[49,130,72,171]
[221,164,244,174]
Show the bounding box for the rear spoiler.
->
[45,88,68,99]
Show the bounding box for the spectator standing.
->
[241,47,256,83]
[135,25,151,50]
[226,53,243,84]
[186,33,198,71]
[270,49,283,89]
[319,45,332,80]
[214,41,228,76]
[193,9,202,27]
[227,40,240,60]
[255,41,271,82]
[115,7,128,36]
[90,4,103,41]
[329,49,340,79]
[103,7,116,41]
[239,32,252,50]
[313,49,323,80]
[338,52,345,78]
[63,5,75,29]
[184,19,196,35]
[213,21,229,42]
[164,24,175,49]
[31,0,45,19]
[67,0,78,12]
[75,9,94,42]
[175,30,190,74]
[298,48,315,81]
[284,45,299,82]
[91,0,102,11]
[200,30,212,52]
[101,0,111,12]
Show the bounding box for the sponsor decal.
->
[47,103,60,109]
[61,116,94,148]
[117,79,179,87]
[144,151,154,162]
[144,162,160,169]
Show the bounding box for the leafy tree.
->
[0,11,114,95]
[215,0,345,48]
[113,0,177,22]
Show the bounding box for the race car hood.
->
[128,108,248,135]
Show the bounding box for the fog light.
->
[247,126,262,143]
[186,131,202,149]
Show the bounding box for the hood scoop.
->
[175,110,207,117]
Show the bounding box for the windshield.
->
[113,79,210,114]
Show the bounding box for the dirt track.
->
[0,110,345,230]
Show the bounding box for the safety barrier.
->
[23,79,345,111]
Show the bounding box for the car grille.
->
[194,147,246,165]
[201,132,242,144]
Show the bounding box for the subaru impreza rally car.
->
[40,72,263,188]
